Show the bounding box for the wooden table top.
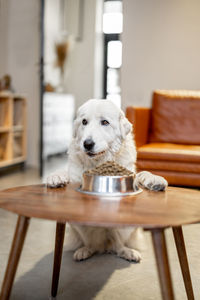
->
[0,184,200,228]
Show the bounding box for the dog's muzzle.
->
[83,139,105,157]
[83,139,95,151]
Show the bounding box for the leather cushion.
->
[149,90,200,144]
[126,107,151,148]
[137,159,200,173]
[137,143,200,163]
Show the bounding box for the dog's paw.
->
[136,171,168,191]
[117,247,141,262]
[46,171,69,188]
[73,246,94,261]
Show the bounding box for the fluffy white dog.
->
[47,99,167,262]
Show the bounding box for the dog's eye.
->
[82,119,88,125]
[101,120,110,126]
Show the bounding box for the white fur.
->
[47,99,167,262]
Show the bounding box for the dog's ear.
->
[119,112,132,139]
[73,117,80,138]
[73,104,85,138]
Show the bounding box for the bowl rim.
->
[76,186,142,197]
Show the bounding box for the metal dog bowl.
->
[77,173,142,197]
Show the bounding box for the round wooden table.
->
[0,184,200,300]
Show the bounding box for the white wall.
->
[44,0,103,110]
[44,0,61,87]
[1,0,40,167]
[63,0,103,109]
[121,0,200,109]
[0,1,9,77]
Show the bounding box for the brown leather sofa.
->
[126,90,200,187]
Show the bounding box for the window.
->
[103,0,123,108]
[103,1,123,34]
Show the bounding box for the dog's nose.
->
[83,139,95,151]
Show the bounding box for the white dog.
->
[47,99,167,262]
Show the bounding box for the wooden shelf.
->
[0,157,25,168]
[0,127,10,133]
[0,93,26,169]
[0,97,11,127]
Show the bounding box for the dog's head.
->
[73,99,132,158]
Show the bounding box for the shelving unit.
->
[0,92,26,169]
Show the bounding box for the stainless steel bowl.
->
[77,173,142,196]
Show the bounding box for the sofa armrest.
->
[126,106,151,148]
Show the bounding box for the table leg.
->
[172,226,194,300]
[51,222,66,298]
[151,228,174,300]
[0,215,30,300]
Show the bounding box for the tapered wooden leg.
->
[51,222,66,298]
[0,215,30,300]
[151,228,175,300]
[172,226,194,300]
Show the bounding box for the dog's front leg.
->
[136,171,168,191]
[71,225,96,261]
[73,246,95,261]
[46,170,69,188]
[109,229,141,262]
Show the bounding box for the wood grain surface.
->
[0,184,200,228]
